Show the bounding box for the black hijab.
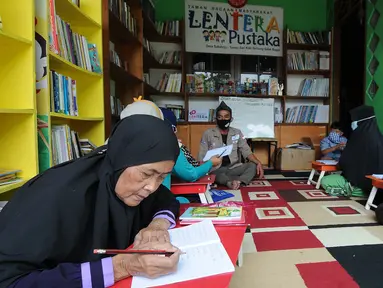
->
[339,105,383,192]
[0,115,180,286]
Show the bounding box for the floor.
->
[220,177,382,288]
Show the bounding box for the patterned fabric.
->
[180,144,200,167]
[320,132,348,160]
[327,131,348,145]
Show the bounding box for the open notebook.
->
[131,220,235,288]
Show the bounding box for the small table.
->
[111,224,246,288]
[308,161,339,189]
[171,175,216,204]
[249,138,278,168]
[365,175,383,210]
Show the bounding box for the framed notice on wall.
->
[185,0,283,57]
[219,96,275,138]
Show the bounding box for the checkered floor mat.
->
[223,180,379,288]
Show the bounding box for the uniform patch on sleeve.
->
[240,132,246,139]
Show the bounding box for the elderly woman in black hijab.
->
[0,115,182,287]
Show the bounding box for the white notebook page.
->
[131,220,235,288]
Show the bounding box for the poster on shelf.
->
[35,0,50,172]
[189,109,210,122]
[219,96,275,138]
[185,0,283,56]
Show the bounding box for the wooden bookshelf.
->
[36,0,104,172]
[0,0,38,194]
[102,2,334,164]
[283,28,332,126]
[103,0,184,136]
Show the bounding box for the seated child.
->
[320,121,347,161]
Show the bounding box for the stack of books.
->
[179,206,245,225]
[0,170,22,186]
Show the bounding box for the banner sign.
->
[185,0,283,57]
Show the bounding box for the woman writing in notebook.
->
[0,115,182,287]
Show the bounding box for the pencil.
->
[93,249,175,256]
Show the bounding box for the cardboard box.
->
[277,148,315,170]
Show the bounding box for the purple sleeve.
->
[153,210,176,228]
[81,257,115,287]
[9,259,114,288]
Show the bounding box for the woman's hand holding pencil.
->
[105,241,181,282]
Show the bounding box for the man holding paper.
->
[198,101,264,189]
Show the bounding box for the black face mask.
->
[217,119,231,130]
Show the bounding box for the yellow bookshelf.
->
[36,0,104,171]
[0,0,38,195]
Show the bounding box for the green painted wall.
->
[365,0,383,130]
[155,0,328,31]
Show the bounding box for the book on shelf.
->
[110,49,128,71]
[285,105,329,124]
[109,0,138,37]
[88,44,102,73]
[79,139,97,154]
[275,106,283,123]
[155,20,180,37]
[143,38,153,55]
[0,170,22,186]
[156,73,182,93]
[48,0,102,73]
[51,125,95,165]
[319,51,330,70]
[286,29,331,45]
[163,104,185,121]
[49,70,78,116]
[193,62,205,71]
[143,73,150,84]
[110,95,124,116]
[287,51,318,71]
[157,51,181,65]
[287,51,330,72]
[297,78,329,97]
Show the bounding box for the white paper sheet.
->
[168,219,220,249]
[372,174,383,179]
[203,144,233,162]
[131,221,235,288]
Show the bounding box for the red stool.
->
[307,161,339,189]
